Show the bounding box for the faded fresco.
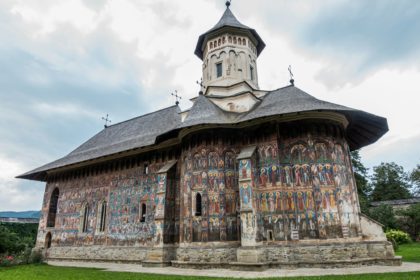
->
[38,159,179,248]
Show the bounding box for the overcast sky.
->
[1,0,419,211]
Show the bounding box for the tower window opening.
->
[144,163,149,175]
[250,65,254,81]
[216,63,223,78]
[195,193,202,216]
[140,203,147,222]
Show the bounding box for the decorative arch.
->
[47,188,59,228]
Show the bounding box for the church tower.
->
[195,1,265,93]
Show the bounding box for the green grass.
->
[396,242,420,263]
[0,264,420,280]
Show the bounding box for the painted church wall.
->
[254,122,361,242]
[37,155,180,249]
[180,135,241,243]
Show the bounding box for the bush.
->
[0,255,15,267]
[386,229,411,245]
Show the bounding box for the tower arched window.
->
[82,204,89,233]
[195,193,202,216]
[47,188,59,228]
[99,201,107,232]
[140,203,147,222]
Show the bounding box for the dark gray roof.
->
[371,197,420,207]
[18,105,182,180]
[18,85,388,181]
[194,7,265,60]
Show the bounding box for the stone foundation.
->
[42,239,401,270]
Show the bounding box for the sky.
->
[0,0,419,211]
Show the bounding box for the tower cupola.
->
[195,2,265,91]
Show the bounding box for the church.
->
[19,2,400,269]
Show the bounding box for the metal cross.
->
[288,65,295,86]
[196,78,206,95]
[225,0,232,8]
[102,114,111,128]
[171,90,181,105]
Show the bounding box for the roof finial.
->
[225,0,231,8]
[288,65,295,86]
[102,114,111,128]
[196,78,206,95]
[171,90,182,105]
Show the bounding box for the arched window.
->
[140,203,146,222]
[82,204,89,233]
[45,232,52,249]
[47,188,59,228]
[99,201,107,232]
[195,193,202,216]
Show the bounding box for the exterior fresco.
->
[180,138,240,243]
[254,123,361,242]
[38,157,179,249]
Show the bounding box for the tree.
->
[410,164,420,196]
[350,150,371,213]
[370,162,411,202]
[368,204,397,230]
[396,203,420,241]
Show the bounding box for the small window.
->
[140,203,146,222]
[144,163,149,175]
[195,193,202,216]
[99,201,107,232]
[250,65,254,81]
[82,204,89,233]
[45,232,52,249]
[47,188,59,228]
[216,63,223,78]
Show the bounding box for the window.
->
[250,65,254,81]
[45,232,52,249]
[195,193,202,216]
[144,163,149,175]
[140,203,147,222]
[99,201,107,232]
[216,63,223,78]
[82,204,89,233]
[47,188,59,228]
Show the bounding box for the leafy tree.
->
[370,162,411,202]
[396,203,420,241]
[350,150,371,213]
[368,204,397,230]
[410,164,420,196]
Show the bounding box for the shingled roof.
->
[194,6,265,60]
[18,85,388,181]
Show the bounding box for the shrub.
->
[386,229,411,245]
[0,255,14,267]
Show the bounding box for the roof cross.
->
[102,114,111,128]
[171,90,182,105]
[288,65,295,86]
[196,78,206,95]
[225,0,232,8]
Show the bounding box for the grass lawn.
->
[396,242,420,263]
[1,264,420,280]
